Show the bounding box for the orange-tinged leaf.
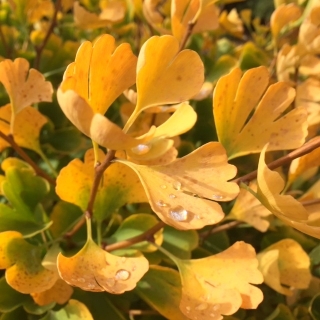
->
[213,67,308,159]
[177,241,263,319]
[61,34,137,115]
[0,104,48,154]
[219,9,244,38]
[257,239,312,295]
[31,279,73,306]
[0,231,57,294]
[56,149,147,222]
[257,144,309,221]
[126,35,204,130]
[117,142,239,230]
[0,58,53,116]
[57,237,149,294]
[57,90,154,150]
[227,182,272,232]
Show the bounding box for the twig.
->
[200,220,243,239]
[0,130,56,185]
[33,0,61,69]
[65,149,116,239]
[179,21,196,51]
[104,221,165,252]
[300,198,320,206]
[233,137,320,185]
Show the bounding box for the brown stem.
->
[200,220,243,239]
[0,131,56,185]
[233,137,320,184]
[33,0,61,69]
[300,198,320,206]
[104,221,165,252]
[64,149,116,239]
[179,21,196,51]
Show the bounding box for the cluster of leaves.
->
[2,0,320,319]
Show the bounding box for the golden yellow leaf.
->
[227,182,272,232]
[0,58,53,117]
[56,148,147,221]
[257,144,309,221]
[171,0,219,43]
[0,231,57,294]
[31,278,73,306]
[117,142,239,230]
[213,67,308,159]
[270,4,302,40]
[125,35,204,130]
[56,90,154,150]
[257,239,311,295]
[61,34,137,115]
[219,9,244,38]
[300,55,320,77]
[57,236,149,293]
[178,241,263,319]
[0,104,48,154]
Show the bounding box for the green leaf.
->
[310,293,320,320]
[265,304,295,320]
[23,298,55,315]
[202,231,230,254]
[135,265,186,320]
[0,307,28,320]
[40,299,93,320]
[207,55,238,83]
[0,277,29,313]
[108,214,162,252]
[239,42,269,70]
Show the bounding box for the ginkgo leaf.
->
[219,9,244,38]
[227,182,272,232]
[60,34,137,115]
[57,236,149,294]
[0,58,53,117]
[257,144,309,221]
[117,142,239,230]
[257,239,312,295]
[0,231,57,294]
[213,66,308,159]
[0,104,48,155]
[56,148,147,223]
[125,35,204,130]
[56,90,155,150]
[177,241,263,319]
[31,279,73,306]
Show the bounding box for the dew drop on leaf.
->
[169,193,176,199]
[212,194,224,200]
[77,277,86,283]
[131,144,150,155]
[160,184,167,189]
[169,206,188,221]
[172,181,182,190]
[156,200,168,207]
[115,269,131,281]
[195,303,208,311]
[106,277,116,287]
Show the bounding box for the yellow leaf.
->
[0,58,53,117]
[125,35,204,130]
[56,90,154,150]
[219,9,244,38]
[60,34,137,115]
[171,0,219,43]
[213,67,308,159]
[257,144,309,221]
[117,142,239,230]
[270,4,302,40]
[0,231,57,294]
[257,239,311,295]
[228,182,272,232]
[56,149,147,221]
[31,279,73,306]
[57,237,149,293]
[0,104,48,154]
[178,241,263,319]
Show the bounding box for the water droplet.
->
[131,144,150,155]
[156,200,168,207]
[210,313,215,318]
[195,215,200,220]
[195,303,208,311]
[172,181,182,190]
[77,277,86,283]
[212,194,223,200]
[115,269,131,281]
[87,283,95,289]
[186,306,191,311]
[160,184,167,189]
[212,305,220,311]
[169,206,188,221]
[106,277,116,287]
[169,193,176,199]
[121,257,127,263]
